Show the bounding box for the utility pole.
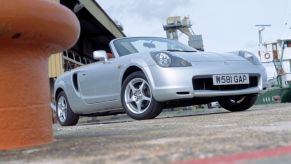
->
[255,24,271,45]
[255,24,271,60]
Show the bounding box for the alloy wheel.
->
[57,96,67,123]
[124,78,152,114]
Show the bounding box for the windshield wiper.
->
[166,49,196,52]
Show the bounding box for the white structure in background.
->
[255,24,291,79]
[163,16,204,51]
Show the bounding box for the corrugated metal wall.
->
[48,0,124,78]
[48,53,64,78]
[48,0,62,78]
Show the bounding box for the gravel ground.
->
[1,104,291,164]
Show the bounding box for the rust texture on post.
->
[0,0,80,150]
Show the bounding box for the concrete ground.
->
[1,104,291,164]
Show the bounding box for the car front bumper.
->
[145,61,267,102]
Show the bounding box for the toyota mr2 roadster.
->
[53,37,267,126]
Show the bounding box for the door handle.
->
[82,73,86,76]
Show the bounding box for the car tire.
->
[121,71,162,120]
[218,94,258,112]
[56,91,79,126]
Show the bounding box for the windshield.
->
[113,37,196,56]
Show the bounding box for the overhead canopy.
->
[60,0,125,58]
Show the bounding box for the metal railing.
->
[63,50,95,71]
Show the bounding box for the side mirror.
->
[93,50,108,62]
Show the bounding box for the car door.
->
[78,59,120,104]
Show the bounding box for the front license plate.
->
[213,74,249,85]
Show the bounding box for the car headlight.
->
[151,52,192,67]
[154,52,172,67]
[238,51,261,65]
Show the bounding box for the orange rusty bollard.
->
[0,0,80,150]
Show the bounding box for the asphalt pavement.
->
[1,103,291,164]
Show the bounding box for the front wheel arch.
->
[122,66,143,85]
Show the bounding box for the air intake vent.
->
[72,73,79,91]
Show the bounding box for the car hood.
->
[171,51,245,62]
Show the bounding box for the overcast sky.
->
[97,0,291,52]
[96,0,291,78]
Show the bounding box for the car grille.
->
[193,74,259,91]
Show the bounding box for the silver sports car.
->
[53,37,267,126]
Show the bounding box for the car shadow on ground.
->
[77,108,253,126]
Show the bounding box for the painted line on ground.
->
[174,145,291,164]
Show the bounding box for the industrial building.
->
[48,0,125,99]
